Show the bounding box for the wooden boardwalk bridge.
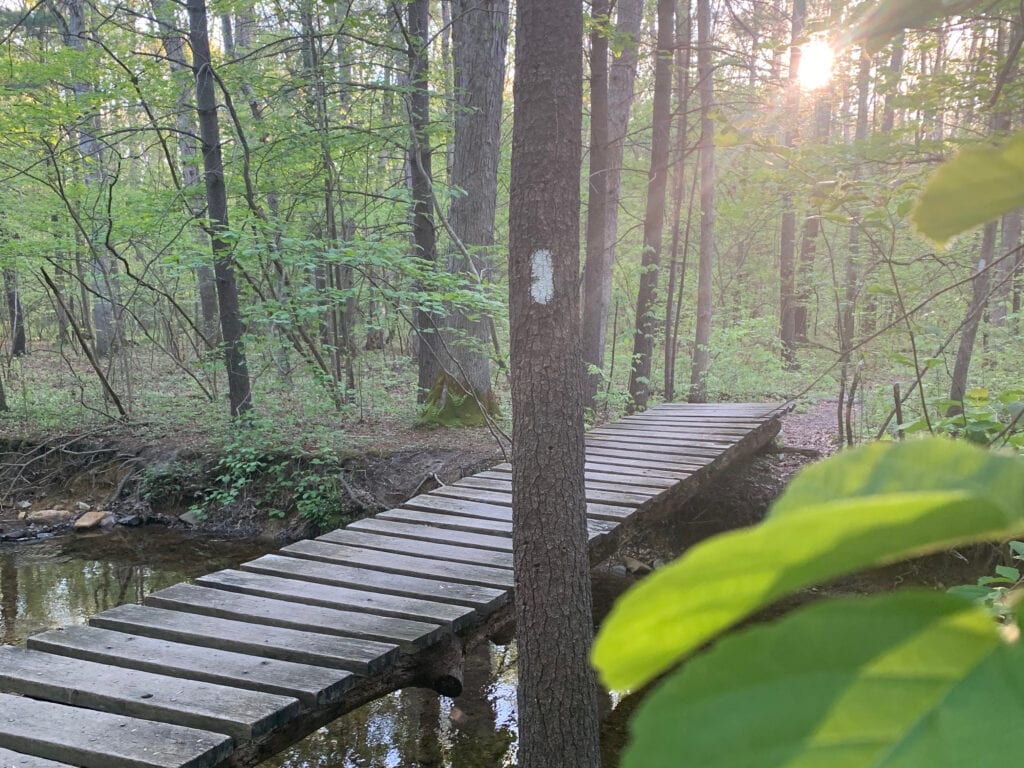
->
[0,403,786,768]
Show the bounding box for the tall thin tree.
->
[627,0,675,411]
[187,0,252,417]
[689,0,716,403]
[508,0,600,764]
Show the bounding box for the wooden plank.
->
[145,583,444,650]
[0,747,78,768]
[457,472,672,495]
[281,540,515,590]
[90,603,397,676]
[585,440,722,462]
[584,453,709,474]
[588,428,739,446]
[431,482,655,509]
[318,529,514,568]
[347,518,513,552]
[0,646,299,743]
[195,569,475,629]
[402,494,513,520]
[0,691,232,768]
[241,554,508,611]
[28,625,354,708]
[584,446,709,468]
[377,508,512,536]
[584,462,692,481]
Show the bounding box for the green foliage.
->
[622,590,1024,768]
[848,0,988,50]
[897,389,1024,447]
[137,460,202,506]
[912,132,1024,245]
[594,439,1024,767]
[948,540,1024,618]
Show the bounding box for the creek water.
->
[0,528,632,767]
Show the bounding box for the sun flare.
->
[799,38,835,91]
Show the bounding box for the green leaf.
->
[995,565,1021,582]
[912,133,1024,246]
[593,440,1024,691]
[623,591,1024,768]
[769,440,1024,519]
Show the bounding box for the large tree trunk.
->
[150,0,220,348]
[404,0,440,403]
[580,0,643,408]
[508,0,599,765]
[779,0,805,366]
[3,268,26,357]
[627,0,675,411]
[689,0,715,403]
[423,0,509,425]
[187,0,252,417]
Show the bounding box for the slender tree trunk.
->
[881,34,904,135]
[580,0,643,406]
[187,0,252,417]
[627,0,675,411]
[151,0,220,348]
[689,0,715,403]
[779,0,805,365]
[949,224,997,413]
[424,0,509,424]
[509,0,599,765]
[3,268,26,357]
[992,210,1022,326]
[581,0,610,411]
[663,0,693,403]
[404,0,440,403]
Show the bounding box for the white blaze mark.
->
[530,249,554,305]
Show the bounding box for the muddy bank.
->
[0,435,501,543]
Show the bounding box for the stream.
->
[0,528,633,767]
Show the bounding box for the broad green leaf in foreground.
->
[623,591,1024,768]
[912,132,1024,246]
[593,440,1024,691]
[770,439,1024,519]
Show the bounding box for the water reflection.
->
[0,528,268,646]
[262,641,518,768]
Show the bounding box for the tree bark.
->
[187,0,252,417]
[508,0,599,765]
[627,0,675,411]
[779,0,805,366]
[424,0,509,424]
[689,0,715,403]
[150,0,220,348]
[949,223,997,413]
[3,268,26,357]
[991,210,1022,327]
[404,0,440,403]
[580,0,643,408]
[664,0,693,403]
[581,0,610,411]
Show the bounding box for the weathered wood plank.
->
[398,494,513,520]
[195,569,475,629]
[457,472,672,495]
[584,446,709,468]
[318,529,514,568]
[586,436,723,459]
[0,691,232,768]
[281,540,514,590]
[377,508,512,536]
[0,746,78,768]
[90,604,397,675]
[240,554,508,611]
[27,626,354,708]
[584,462,692,481]
[0,646,299,742]
[429,482,654,509]
[588,428,738,447]
[594,423,748,440]
[145,583,444,650]
[347,518,513,552]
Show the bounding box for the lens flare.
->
[799,39,835,91]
